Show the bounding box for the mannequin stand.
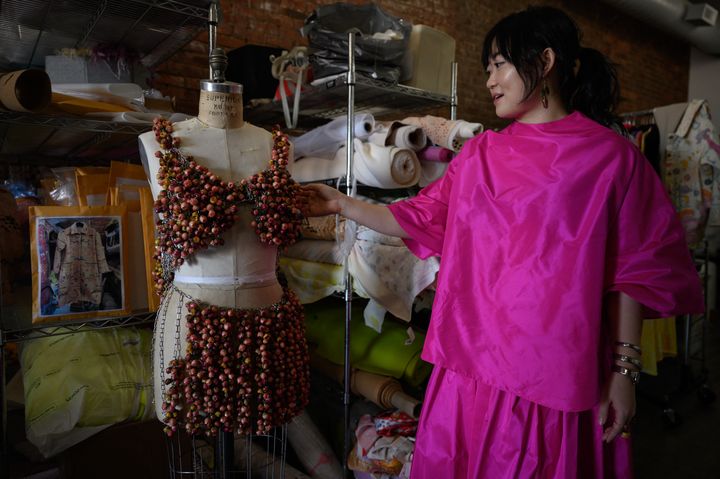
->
[165,426,289,478]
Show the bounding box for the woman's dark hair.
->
[481,6,622,130]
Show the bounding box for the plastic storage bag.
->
[21,327,154,457]
[301,3,412,82]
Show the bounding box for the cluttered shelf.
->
[0,0,210,72]
[0,110,150,135]
[0,109,152,164]
[245,73,453,128]
[0,311,156,344]
[0,0,211,162]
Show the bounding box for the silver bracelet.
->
[614,353,642,370]
[615,341,642,355]
[613,364,640,385]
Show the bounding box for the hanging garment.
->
[151,119,309,436]
[388,111,703,413]
[52,222,111,306]
[663,99,720,248]
[653,102,688,160]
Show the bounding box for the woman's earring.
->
[541,80,550,109]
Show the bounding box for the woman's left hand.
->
[598,372,636,442]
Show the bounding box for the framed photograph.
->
[30,205,129,323]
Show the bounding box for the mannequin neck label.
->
[198,91,243,129]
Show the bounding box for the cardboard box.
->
[401,25,456,95]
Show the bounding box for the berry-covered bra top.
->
[151,118,304,297]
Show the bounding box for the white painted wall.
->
[688,46,720,131]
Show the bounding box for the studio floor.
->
[633,316,720,479]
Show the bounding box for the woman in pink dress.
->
[300,6,703,478]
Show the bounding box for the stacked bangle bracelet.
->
[615,341,642,355]
[612,341,642,385]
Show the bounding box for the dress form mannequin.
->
[139,82,284,422]
[139,5,307,475]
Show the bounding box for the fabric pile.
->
[289,114,482,189]
[349,412,418,479]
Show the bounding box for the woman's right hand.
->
[297,183,346,217]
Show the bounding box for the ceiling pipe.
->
[601,0,720,54]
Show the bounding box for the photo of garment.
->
[52,221,111,307]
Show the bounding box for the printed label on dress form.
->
[198,92,243,128]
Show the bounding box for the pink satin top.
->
[388,111,704,411]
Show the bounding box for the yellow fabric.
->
[279,257,345,303]
[640,317,677,376]
[50,92,129,114]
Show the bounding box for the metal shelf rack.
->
[0,0,210,71]
[311,34,457,478]
[0,311,156,344]
[0,0,211,463]
[0,0,211,161]
[0,111,151,135]
[245,73,452,128]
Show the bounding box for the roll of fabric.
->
[352,140,421,188]
[311,355,421,418]
[304,301,432,387]
[369,121,427,151]
[448,119,483,151]
[301,215,345,241]
[278,257,345,304]
[289,140,421,189]
[85,111,158,123]
[292,113,375,159]
[417,146,453,163]
[288,156,344,183]
[418,160,449,187]
[402,115,482,152]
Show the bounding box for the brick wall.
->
[155,0,689,130]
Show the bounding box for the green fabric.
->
[304,302,432,387]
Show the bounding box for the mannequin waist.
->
[173,270,277,286]
[171,278,283,309]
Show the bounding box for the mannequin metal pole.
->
[450,61,458,121]
[343,30,357,479]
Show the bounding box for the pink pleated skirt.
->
[410,367,633,479]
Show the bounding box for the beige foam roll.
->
[0,69,52,112]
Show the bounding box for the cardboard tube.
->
[0,69,52,112]
[310,355,422,417]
